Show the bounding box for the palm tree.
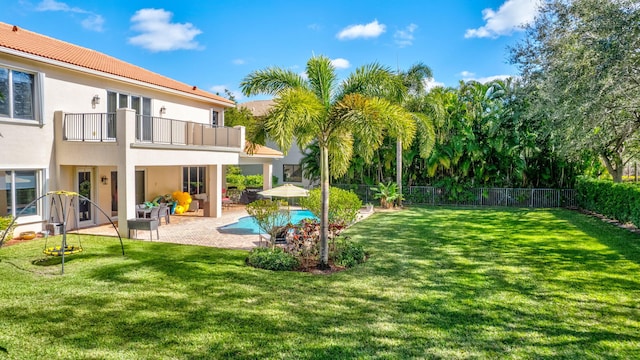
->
[394,63,435,206]
[299,140,321,186]
[241,55,416,268]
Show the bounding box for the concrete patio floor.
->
[80,206,263,250]
[79,206,375,250]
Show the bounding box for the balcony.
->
[63,112,242,149]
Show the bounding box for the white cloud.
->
[232,59,247,65]
[394,23,418,47]
[459,71,476,78]
[81,14,104,32]
[461,74,512,83]
[465,0,541,39]
[330,58,350,69]
[128,8,202,52]
[424,78,445,91]
[308,23,321,31]
[36,0,85,13]
[35,0,105,32]
[337,19,386,40]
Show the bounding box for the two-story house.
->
[0,22,281,238]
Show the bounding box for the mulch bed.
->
[2,233,45,247]
[577,208,640,234]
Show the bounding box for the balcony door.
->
[132,96,152,142]
[107,91,151,141]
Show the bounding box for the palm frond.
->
[306,56,337,108]
[413,112,436,158]
[340,63,405,101]
[401,62,434,96]
[240,68,307,96]
[265,88,323,153]
[328,131,354,178]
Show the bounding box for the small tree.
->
[246,199,290,247]
[371,182,402,208]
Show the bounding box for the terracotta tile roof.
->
[0,22,234,106]
[244,141,283,158]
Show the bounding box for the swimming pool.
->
[219,209,317,235]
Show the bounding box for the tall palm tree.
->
[394,63,435,205]
[241,55,416,268]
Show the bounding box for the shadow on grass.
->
[2,207,640,358]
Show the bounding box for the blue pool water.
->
[219,209,317,234]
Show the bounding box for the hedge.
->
[575,176,640,227]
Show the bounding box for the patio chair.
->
[148,206,160,224]
[158,203,170,225]
[136,204,150,219]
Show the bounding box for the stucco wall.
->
[266,138,312,188]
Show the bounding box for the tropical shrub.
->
[244,175,263,189]
[300,187,362,224]
[576,176,640,227]
[370,182,402,208]
[226,174,246,190]
[246,199,290,246]
[0,215,15,242]
[284,219,347,268]
[332,237,366,268]
[247,247,299,271]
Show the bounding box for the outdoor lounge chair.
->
[259,227,289,246]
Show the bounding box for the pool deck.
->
[78,205,374,250]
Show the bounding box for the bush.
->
[576,176,640,227]
[246,199,290,246]
[332,238,366,268]
[247,247,299,271]
[0,215,15,242]
[244,175,264,189]
[300,187,362,224]
[226,174,246,190]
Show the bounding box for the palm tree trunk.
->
[319,144,330,269]
[396,139,402,207]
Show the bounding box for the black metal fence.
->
[333,184,578,208]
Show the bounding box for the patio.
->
[80,206,262,250]
[79,205,375,250]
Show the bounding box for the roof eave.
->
[0,46,235,108]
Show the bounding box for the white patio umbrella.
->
[258,184,309,198]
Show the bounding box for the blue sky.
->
[2,0,540,102]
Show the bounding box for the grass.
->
[1,207,640,359]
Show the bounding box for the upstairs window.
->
[0,67,41,122]
[283,164,302,183]
[211,110,219,127]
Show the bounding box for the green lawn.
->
[1,207,640,359]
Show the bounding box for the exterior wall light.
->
[101,175,108,185]
[160,106,166,115]
[92,95,101,108]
